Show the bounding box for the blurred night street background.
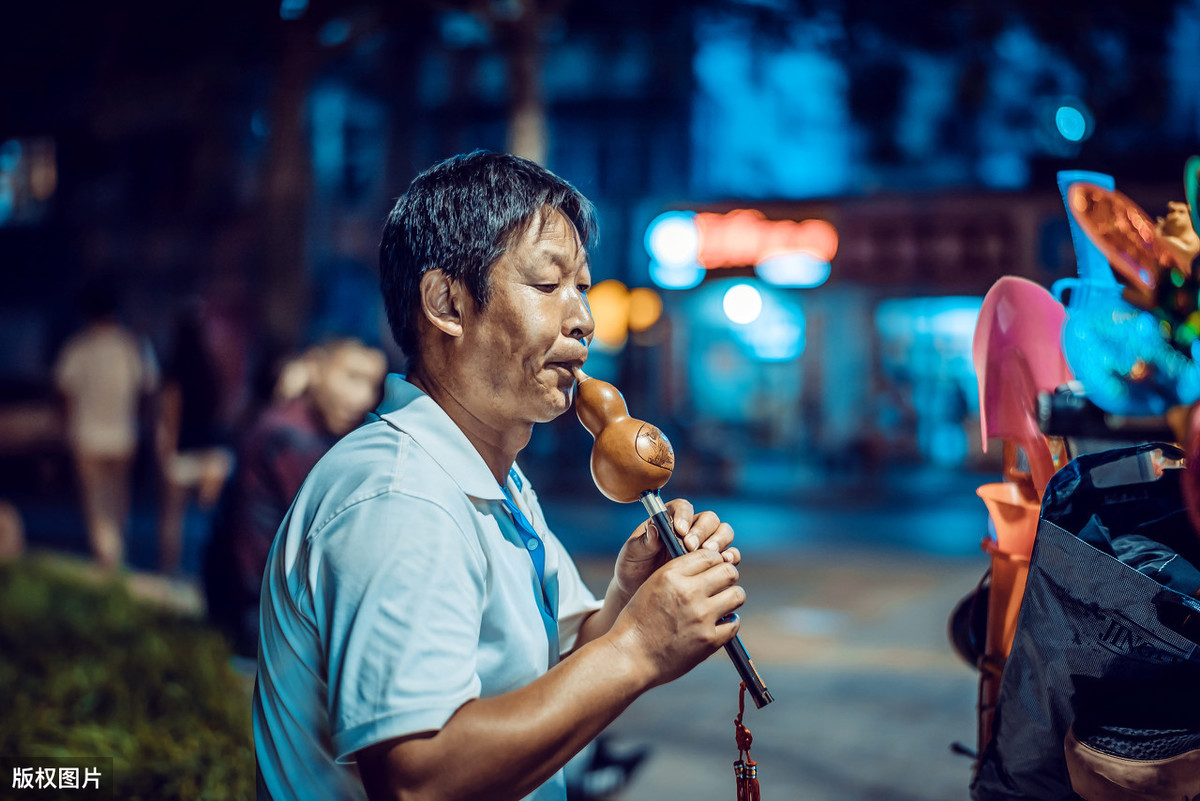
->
[2,0,1199,798]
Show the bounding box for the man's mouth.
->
[544,358,587,394]
[547,350,587,371]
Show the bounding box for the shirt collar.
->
[375,373,506,502]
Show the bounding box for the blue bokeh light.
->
[730,287,805,362]
[318,18,352,47]
[645,211,699,265]
[695,280,806,362]
[0,140,22,171]
[279,0,308,20]
[646,210,705,289]
[1055,104,1089,142]
[648,260,705,290]
[755,252,831,288]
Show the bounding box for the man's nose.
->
[565,290,595,343]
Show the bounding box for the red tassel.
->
[734,682,761,801]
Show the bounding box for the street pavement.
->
[572,552,983,801]
[549,462,990,801]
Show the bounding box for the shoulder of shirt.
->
[296,417,485,539]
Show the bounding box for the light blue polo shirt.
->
[253,374,602,801]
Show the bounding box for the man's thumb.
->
[643,520,662,548]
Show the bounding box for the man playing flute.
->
[253,151,746,801]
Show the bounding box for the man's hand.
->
[572,499,739,656]
[608,547,745,688]
[613,498,738,604]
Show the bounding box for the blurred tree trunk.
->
[499,3,548,164]
[439,0,562,165]
[261,16,318,349]
[257,0,560,351]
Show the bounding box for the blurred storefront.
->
[5,1,1196,500]
[595,190,1096,486]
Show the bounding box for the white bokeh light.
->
[722,283,763,325]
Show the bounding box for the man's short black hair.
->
[379,151,597,366]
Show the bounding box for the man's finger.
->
[694,559,740,596]
[671,547,724,575]
[664,498,694,538]
[709,583,747,619]
[681,509,718,551]
[698,519,733,552]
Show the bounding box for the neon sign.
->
[696,209,837,268]
[646,209,837,289]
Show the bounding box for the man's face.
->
[457,207,594,427]
[309,344,388,435]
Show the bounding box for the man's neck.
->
[408,368,530,486]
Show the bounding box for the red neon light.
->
[694,209,838,269]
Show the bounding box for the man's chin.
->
[532,387,574,424]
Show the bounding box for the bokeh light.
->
[1054,103,1091,142]
[645,211,700,266]
[646,210,705,290]
[586,281,665,350]
[279,0,308,20]
[756,251,831,288]
[722,283,763,325]
[587,279,630,349]
[627,287,663,333]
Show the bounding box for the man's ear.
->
[418,270,465,338]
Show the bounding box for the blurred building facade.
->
[3,0,1200,494]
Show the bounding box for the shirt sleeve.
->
[310,491,488,763]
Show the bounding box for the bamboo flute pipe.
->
[572,367,773,708]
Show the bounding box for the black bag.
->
[971,442,1200,801]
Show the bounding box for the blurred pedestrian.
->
[156,303,234,574]
[54,281,158,569]
[203,337,386,658]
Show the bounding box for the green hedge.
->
[0,557,255,800]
